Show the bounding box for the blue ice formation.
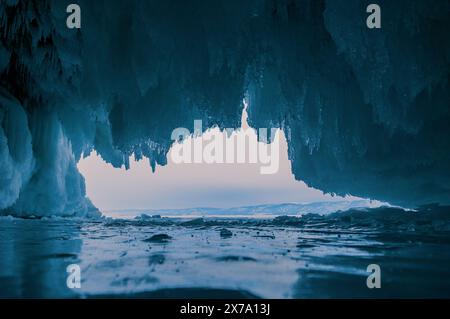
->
[0,0,449,216]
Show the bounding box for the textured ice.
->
[1,0,450,216]
[1,206,450,298]
[0,90,34,210]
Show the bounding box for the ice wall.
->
[0,0,449,216]
[0,90,34,211]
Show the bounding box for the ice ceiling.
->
[1,0,449,217]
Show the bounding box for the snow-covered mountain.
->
[109,200,385,218]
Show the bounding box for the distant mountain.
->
[108,200,385,218]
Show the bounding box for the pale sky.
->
[78,108,358,211]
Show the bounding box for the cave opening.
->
[77,105,377,217]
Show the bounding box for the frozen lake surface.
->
[1,207,450,298]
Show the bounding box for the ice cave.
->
[1,0,450,300]
[1,0,449,217]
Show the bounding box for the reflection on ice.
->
[1,207,450,298]
[0,218,82,298]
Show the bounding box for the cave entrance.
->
[78,107,370,218]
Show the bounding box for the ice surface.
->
[1,0,450,216]
[1,206,450,298]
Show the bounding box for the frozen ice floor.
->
[1,213,450,298]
